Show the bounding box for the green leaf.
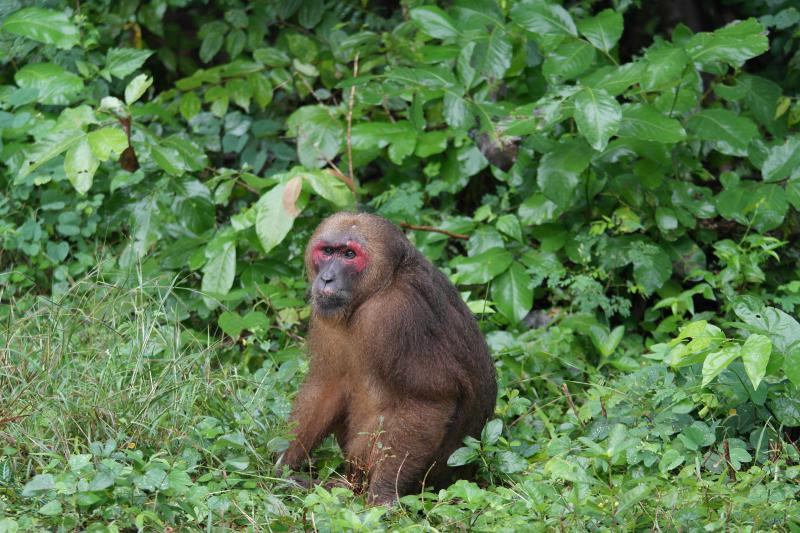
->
[481,419,503,445]
[518,193,560,225]
[286,106,343,168]
[64,138,99,195]
[733,299,800,356]
[617,104,686,143]
[150,144,186,176]
[577,9,623,52]
[687,109,758,157]
[510,2,577,38]
[180,91,202,120]
[702,345,741,387]
[679,421,716,451]
[200,30,224,63]
[1,7,79,49]
[21,474,55,497]
[573,87,621,151]
[15,63,83,105]
[87,128,127,160]
[299,169,353,208]
[741,334,771,390]
[219,311,244,338]
[496,214,522,242]
[786,346,800,387]
[542,39,596,80]
[250,73,273,109]
[447,446,478,467]
[537,140,593,209]
[584,63,645,96]
[16,128,84,181]
[351,121,417,164]
[472,27,512,79]
[105,48,154,79]
[492,262,533,324]
[410,6,459,39]
[761,136,800,182]
[687,18,769,68]
[589,325,624,358]
[629,241,673,295]
[769,397,800,426]
[37,501,62,517]
[641,46,689,91]
[658,448,685,473]
[453,248,513,284]
[125,73,153,105]
[202,241,236,309]
[255,177,304,254]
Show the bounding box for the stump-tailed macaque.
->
[282,212,496,503]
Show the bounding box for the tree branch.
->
[399,222,469,240]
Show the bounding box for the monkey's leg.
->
[282,378,345,469]
[365,400,454,504]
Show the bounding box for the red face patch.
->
[312,240,369,273]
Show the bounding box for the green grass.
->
[1,276,799,531]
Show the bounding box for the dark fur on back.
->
[285,212,497,502]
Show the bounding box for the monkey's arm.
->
[282,375,345,468]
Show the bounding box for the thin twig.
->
[561,383,585,427]
[723,439,737,482]
[323,158,357,195]
[399,222,469,240]
[346,54,359,194]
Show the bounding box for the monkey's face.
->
[309,238,369,316]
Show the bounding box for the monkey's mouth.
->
[312,290,350,312]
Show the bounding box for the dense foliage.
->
[2,0,800,530]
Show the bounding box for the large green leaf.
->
[687,109,758,157]
[641,46,689,91]
[733,299,800,356]
[472,27,512,80]
[350,121,417,164]
[286,106,343,168]
[453,248,514,284]
[537,140,593,208]
[1,7,79,49]
[64,138,99,194]
[617,104,686,143]
[573,87,621,151]
[410,6,459,39]
[492,261,533,324]
[628,241,672,295]
[576,9,623,52]
[761,136,800,182]
[510,2,577,38]
[15,129,84,181]
[741,334,771,390]
[255,177,304,254]
[702,345,741,387]
[687,18,769,68]
[543,39,596,80]
[14,63,83,105]
[87,128,128,160]
[104,48,154,79]
[201,240,236,309]
[299,169,353,208]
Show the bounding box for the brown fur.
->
[282,212,497,503]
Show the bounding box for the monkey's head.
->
[305,213,408,318]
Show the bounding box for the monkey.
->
[281,212,497,504]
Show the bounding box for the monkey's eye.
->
[343,249,356,259]
[322,246,334,256]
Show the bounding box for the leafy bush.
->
[3,0,800,529]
